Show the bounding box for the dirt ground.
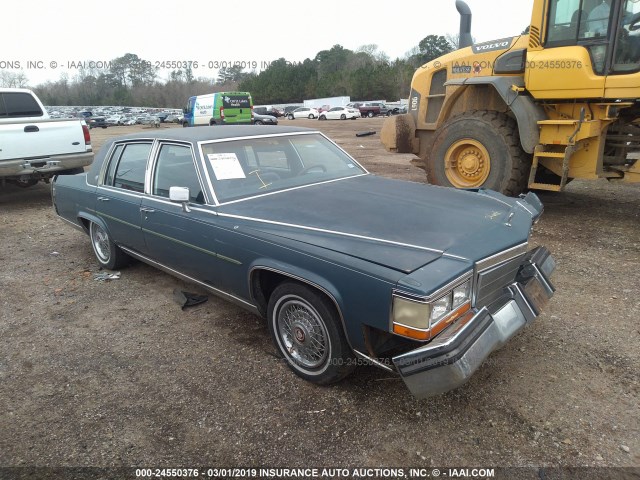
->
[1,118,638,472]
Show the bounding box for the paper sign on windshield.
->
[207,153,246,180]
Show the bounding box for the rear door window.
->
[111,143,152,193]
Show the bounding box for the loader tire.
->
[426,110,531,197]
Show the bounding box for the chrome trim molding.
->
[218,213,444,255]
[96,185,143,200]
[197,130,322,146]
[120,246,259,315]
[393,271,473,303]
[476,243,529,272]
[55,214,85,232]
[353,350,398,374]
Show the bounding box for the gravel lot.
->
[1,118,638,473]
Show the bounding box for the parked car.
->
[51,126,556,399]
[87,117,108,129]
[252,112,278,125]
[283,106,301,116]
[346,102,388,117]
[255,106,283,117]
[165,113,184,124]
[105,115,123,126]
[287,107,319,119]
[387,105,408,116]
[154,112,171,123]
[270,107,285,117]
[318,106,361,120]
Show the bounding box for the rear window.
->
[222,95,251,109]
[0,92,44,118]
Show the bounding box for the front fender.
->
[247,261,354,347]
[444,76,546,153]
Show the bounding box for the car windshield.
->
[200,133,367,203]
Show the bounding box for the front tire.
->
[308,114,315,119]
[89,222,130,270]
[267,282,355,385]
[426,110,531,196]
[367,111,374,118]
[288,114,294,120]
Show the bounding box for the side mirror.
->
[169,186,191,212]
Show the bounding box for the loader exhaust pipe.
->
[456,0,473,49]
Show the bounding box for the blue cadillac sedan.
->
[52,126,556,398]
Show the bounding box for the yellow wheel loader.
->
[381,0,640,195]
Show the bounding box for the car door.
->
[141,142,234,287]
[328,107,341,120]
[95,141,152,255]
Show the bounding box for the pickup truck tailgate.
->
[0,119,89,161]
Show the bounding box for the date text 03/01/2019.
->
[134,467,496,478]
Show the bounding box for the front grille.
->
[475,253,526,308]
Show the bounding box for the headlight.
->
[392,296,431,340]
[392,277,472,341]
[452,280,471,308]
[430,294,452,324]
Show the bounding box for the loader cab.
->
[528,0,640,98]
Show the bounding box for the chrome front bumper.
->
[392,247,556,399]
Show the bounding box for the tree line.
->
[2,35,456,108]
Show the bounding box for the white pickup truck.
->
[0,88,94,187]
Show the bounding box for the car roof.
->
[107,125,314,143]
[89,126,321,182]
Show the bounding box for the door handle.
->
[24,125,39,133]
[140,207,155,213]
[97,197,110,201]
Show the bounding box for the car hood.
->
[218,175,538,273]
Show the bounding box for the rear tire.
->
[267,282,355,385]
[89,222,130,270]
[426,110,531,196]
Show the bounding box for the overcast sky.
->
[4,0,534,86]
